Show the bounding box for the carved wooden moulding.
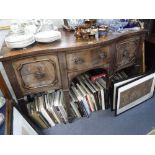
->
[116,37,140,69]
[12,55,61,94]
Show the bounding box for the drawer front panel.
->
[116,37,140,70]
[12,55,61,94]
[66,47,109,71]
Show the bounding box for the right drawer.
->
[66,46,110,72]
[115,37,140,70]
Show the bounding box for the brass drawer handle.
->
[73,57,84,65]
[122,50,129,58]
[34,66,46,79]
[99,52,107,59]
[34,72,45,79]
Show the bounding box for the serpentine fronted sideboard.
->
[0,29,148,113]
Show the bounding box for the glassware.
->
[10,22,24,34]
[120,19,129,29]
[40,19,54,31]
[24,21,38,34]
[66,19,85,30]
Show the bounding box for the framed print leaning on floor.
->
[115,72,155,115]
[13,107,38,135]
[112,75,142,111]
[5,100,39,135]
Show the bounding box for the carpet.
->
[42,94,155,135]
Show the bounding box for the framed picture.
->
[147,128,155,135]
[5,100,39,135]
[12,107,38,135]
[112,76,141,111]
[115,72,155,115]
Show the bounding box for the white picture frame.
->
[13,107,38,135]
[112,76,141,110]
[116,73,155,115]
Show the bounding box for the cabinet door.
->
[116,37,140,70]
[12,55,61,95]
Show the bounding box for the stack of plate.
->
[35,30,61,43]
[5,34,35,48]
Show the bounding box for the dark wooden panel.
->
[0,72,11,99]
[137,34,146,73]
[4,100,13,135]
[3,61,23,99]
[58,52,70,113]
[58,52,69,90]
[145,41,155,71]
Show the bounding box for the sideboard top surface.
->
[0,29,148,61]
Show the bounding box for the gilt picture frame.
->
[115,73,155,115]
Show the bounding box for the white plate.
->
[6,38,35,48]
[6,37,35,46]
[5,34,34,43]
[36,35,61,41]
[7,40,35,48]
[35,30,61,40]
[35,35,61,43]
[36,38,61,43]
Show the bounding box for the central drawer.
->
[66,46,109,72]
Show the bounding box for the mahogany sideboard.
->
[0,29,148,114]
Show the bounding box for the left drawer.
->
[12,55,61,95]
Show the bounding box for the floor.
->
[41,94,155,135]
[1,79,155,135]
